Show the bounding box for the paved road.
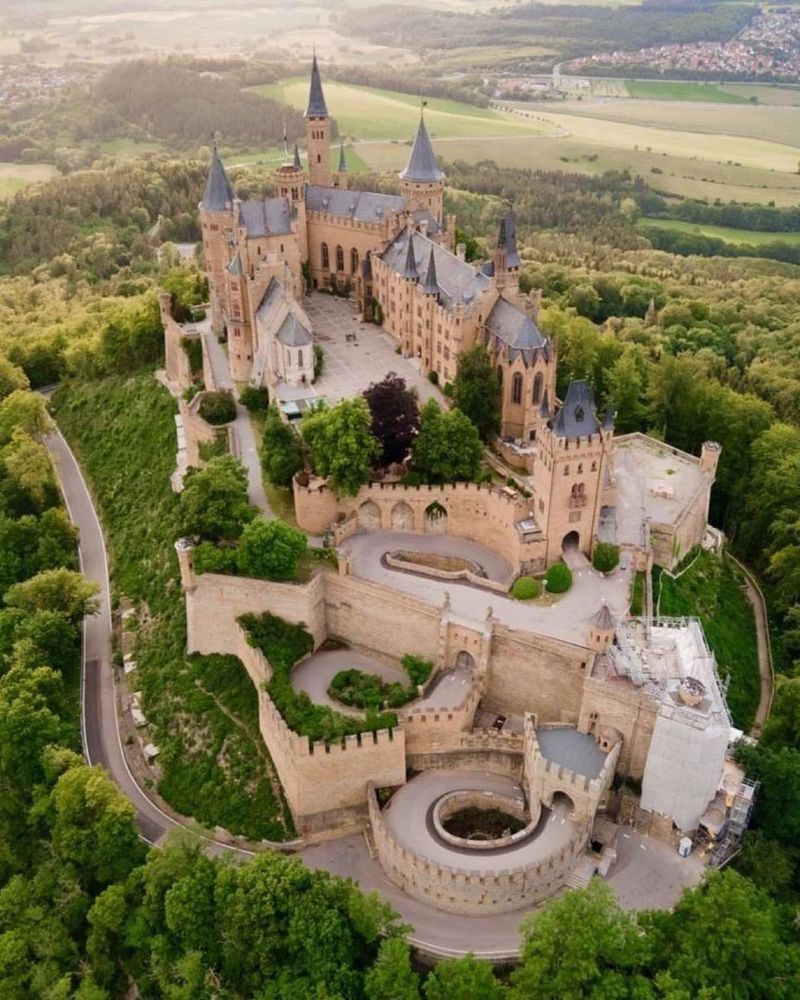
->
[345,532,632,645]
[727,553,774,732]
[45,431,184,847]
[201,325,271,516]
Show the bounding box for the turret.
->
[334,140,348,189]
[588,602,615,652]
[305,54,332,187]
[700,440,721,477]
[399,111,444,226]
[200,146,235,336]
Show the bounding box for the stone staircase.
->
[566,855,596,889]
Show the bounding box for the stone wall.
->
[294,478,547,570]
[406,729,525,781]
[161,293,194,391]
[398,680,482,754]
[368,783,586,915]
[178,395,221,470]
[578,675,658,779]
[235,625,406,835]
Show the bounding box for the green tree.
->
[365,937,419,1000]
[0,390,52,446]
[4,568,99,621]
[424,953,504,999]
[262,404,303,487]
[510,881,649,1000]
[0,356,29,401]
[301,397,379,496]
[1,428,57,511]
[592,542,620,573]
[761,675,800,749]
[180,455,254,541]
[451,346,500,441]
[236,518,307,581]
[411,401,483,484]
[606,351,647,434]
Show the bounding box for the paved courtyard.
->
[304,292,445,404]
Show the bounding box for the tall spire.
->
[305,53,328,117]
[201,146,234,211]
[499,209,520,268]
[400,113,444,183]
[422,247,438,295]
[293,143,302,170]
[337,140,347,173]
[402,234,418,280]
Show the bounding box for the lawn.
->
[654,549,761,731]
[625,80,748,104]
[251,78,546,142]
[51,373,295,841]
[231,143,370,174]
[0,162,58,199]
[640,217,800,248]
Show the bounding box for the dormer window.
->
[575,405,584,423]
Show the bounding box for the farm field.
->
[230,144,370,174]
[252,79,549,142]
[625,80,748,103]
[719,83,800,106]
[640,217,800,247]
[0,162,59,199]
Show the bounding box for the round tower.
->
[399,112,445,226]
[199,147,235,337]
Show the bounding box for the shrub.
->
[593,541,620,573]
[511,576,541,600]
[192,541,238,575]
[239,385,269,414]
[545,561,573,594]
[237,518,307,581]
[181,336,203,376]
[402,653,433,687]
[313,344,324,379]
[199,389,236,425]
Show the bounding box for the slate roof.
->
[293,144,302,169]
[485,297,545,362]
[239,198,293,237]
[306,185,406,223]
[536,727,607,780]
[255,277,284,320]
[500,210,520,268]
[594,603,615,630]
[276,313,313,348]
[337,141,347,173]
[380,230,490,310]
[400,116,444,183]
[305,55,328,117]
[421,247,439,295]
[551,380,601,439]
[539,389,551,420]
[228,252,242,276]
[201,147,235,211]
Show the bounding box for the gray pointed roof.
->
[421,247,439,295]
[305,55,328,117]
[485,297,546,363]
[400,116,444,183]
[201,147,235,211]
[293,144,302,169]
[552,380,601,439]
[380,230,490,310]
[228,251,242,276]
[402,233,418,280]
[337,141,347,173]
[306,185,406,222]
[540,389,551,420]
[277,313,313,348]
[500,209,520,268]
[593,603,615,631]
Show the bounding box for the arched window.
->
[512,372,523,404]
[350,248,359,274]
[321,243,329,270]
[532,372,543,404]
[298,349,304,368]
[591,461,597,472]
[577,463,583,474]
[336,245,345,272]
[563,465,570,476]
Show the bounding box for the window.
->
[532,372,543,404]
[564,465,570,476]
[298,350,304,367]
[512,372,523,404]
[321,243,329,269]
[317,154,321,164]
[577,463,583,474]
[336,245,344,272]
[591,461,597,471]
[351,248,359,274]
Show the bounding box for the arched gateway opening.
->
[562,530,580,551]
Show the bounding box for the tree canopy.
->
[302,397,380,496]
[411,400,483,484]
[364,373,420,465]
[179,455,254,541]
[451,346,500,441]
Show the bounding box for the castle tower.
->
[588,603,615,652]
[333,141,349,190]
[305,55,332,188]
[532,380,614,565]
[491,210,520,295]
[273,144,308,262]
[200,147,235,336]
[399,111,445,226]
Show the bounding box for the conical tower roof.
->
[400,115,444,183]
[402,234,418,280]
[500,209,520,268]
[593,602,615,631]
[421,247,438,294]
[539,389,551,420]
[305,54,328,117]
[201,147,234,212]
[293,143,302,169]
[337,141,347,173]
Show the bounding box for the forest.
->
[0,140,800,993]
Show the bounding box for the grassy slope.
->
[626,80,748,104]
[52,373,294,840]
[655,550,760,731]
[640,217,800,247]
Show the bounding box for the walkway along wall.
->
[235,625,406,835]
[367,783,586,916]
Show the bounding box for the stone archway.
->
[562,530,580,551]
[550,790,576,817]
[424,501,448,535]
[454,650,476,672]
[357,500,381,531]
[390,500,414,531]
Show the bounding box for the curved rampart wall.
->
[294,478,547,571]
[406,729,525,781]
[368,784,586,916]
